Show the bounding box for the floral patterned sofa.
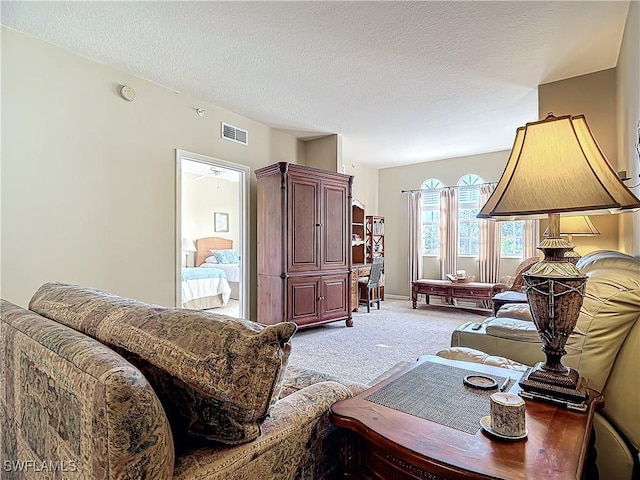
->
[0,282,365,480]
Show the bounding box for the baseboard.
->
[384,294,410,300]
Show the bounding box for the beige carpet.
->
[288,298,487,385]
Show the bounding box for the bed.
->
[195,236,241,300]
[181,266,232,309]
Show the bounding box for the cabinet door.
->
[287,276,321,326]
[321,274,350,321]
[288,175,320,272]
[321,180,349,270]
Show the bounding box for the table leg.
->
[412,284,418,308]
[583,425,599,480]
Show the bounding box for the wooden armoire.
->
[255,162,353,328]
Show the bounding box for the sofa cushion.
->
[29,282,298,445]
[496,303,533,321]
[484,317,541,342]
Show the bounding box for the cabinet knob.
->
[315,223,324,227]
[317,296,325,301]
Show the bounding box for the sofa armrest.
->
[279,365,367,399]
[1,301,175,480]
[174,381,355,480]
[436,346,529,372]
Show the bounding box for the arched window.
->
[421,178,442,255]
[457,174,483,255]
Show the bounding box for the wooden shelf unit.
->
[365,215,384,264]
[352,200,365,265]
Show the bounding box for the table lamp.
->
[182,238,196,267]
[543,215,601,263]
[478,113,640,404]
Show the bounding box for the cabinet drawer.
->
[452,287,491,299]
[356,266,371,277]
[422,286,450,296]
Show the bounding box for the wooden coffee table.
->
[412,279,505,310]
[330,355,602,480]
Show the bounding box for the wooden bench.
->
[411,279,505,310]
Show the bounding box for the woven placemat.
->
[364,362,515,434]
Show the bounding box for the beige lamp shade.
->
[478,114,640,220]
[543,216,601,237]
[182,238,196,252]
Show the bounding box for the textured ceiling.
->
[1,1,631,168]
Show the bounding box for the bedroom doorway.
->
[175,150,249,318]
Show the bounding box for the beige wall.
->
[302,135,339,172]
[301,135,380,217]
[377,151,519,297]
[295,138,307,165]
[343,161,378,216]
[0,28,297,315]
[271,129,299,166]
[538,69,621,254]
[616,1,640,256]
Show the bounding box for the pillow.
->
[211,249,227,263]
[211,249,240,264]
[226,249,240,263]
[204,255,218,264]
[29,282,297,446]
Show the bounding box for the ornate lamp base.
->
[564,249,581,264]
[519,363,588,403]
[519,227,589,407]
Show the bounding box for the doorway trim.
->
[175,149,250,318]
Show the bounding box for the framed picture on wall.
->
[214,212,229,232]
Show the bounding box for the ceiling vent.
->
[221,122,248,145]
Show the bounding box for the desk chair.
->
[358,257,384,313]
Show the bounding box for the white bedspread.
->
[182,276,232,306]
[201,262,241,283]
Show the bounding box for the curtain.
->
[478,183,501,283]
[408,191,423,286]
[523,219,541,259]
[439,187,458,280]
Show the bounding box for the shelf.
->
[352,200,366,265]
[365,215,384,264]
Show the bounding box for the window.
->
[421,179,442,255]
[457,174,483,255]
[501,221,524,257]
